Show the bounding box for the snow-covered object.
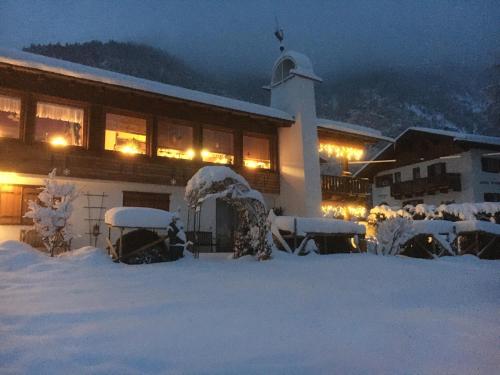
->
[274,216,365,236]
[317,119,393,142]
[411,220,455,235]
[185,166,264,208]
[455,220,500,235]
[376,217,414,256]
[105,207,176,228]
[24,169,78,255]
[436,202,500,221]
[0,48,292,122]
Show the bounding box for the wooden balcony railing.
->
[321,175,371,196]
[391,173,461,198]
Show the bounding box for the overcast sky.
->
[0,0,499,75]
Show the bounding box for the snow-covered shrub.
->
[185,166,272,260]
[435,202,500,223]
[24,169,78,256]
[375,217,414,256]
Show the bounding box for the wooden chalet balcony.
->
[391,173,461,198]
[321,175,371,197]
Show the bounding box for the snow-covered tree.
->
[376,217,414,256]
[24,169,78,256]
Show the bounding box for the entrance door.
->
[216,199,237,252]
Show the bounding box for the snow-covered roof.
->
[0,48,293,123]
[404,127,500,147]
[355,126,500,177]
[274,216,365,236]
[105,207,175,228]
[317,119,394,142]
[272,50,322,83]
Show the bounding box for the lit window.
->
[202,128,234,164]
[243,135,271,169]
[35,102,84,147]
[0,94,21,139]
[157,119,194,160]
[105,113,147,155]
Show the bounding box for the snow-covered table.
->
[104,207,182,262]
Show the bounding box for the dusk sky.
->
[1,0,499,75]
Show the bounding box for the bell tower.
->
[270,51,323,217]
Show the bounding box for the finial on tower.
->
[274,16,285,52]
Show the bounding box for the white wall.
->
[468,149,500,202]
[371,151,476,206]
[0,172,280,250]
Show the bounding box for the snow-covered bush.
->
[24,169,78,256]
[185,166,272,260]
[375,217,414,256]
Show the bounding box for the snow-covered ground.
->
[1,241,499,374]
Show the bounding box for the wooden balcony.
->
[321,175,371,197]
[391,173,461,198]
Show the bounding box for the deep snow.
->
[0,241,499,374]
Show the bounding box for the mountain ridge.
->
[24,41,498,137]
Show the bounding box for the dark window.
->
[394,172,401,183]
[0,94,21,139]
[157,119,194,160]
[413,167,421,179]
[375,174,393,187]
[427,162,446,178]
[0,185,40,225]
[481,158,500,173]
[35,102,84,147]
[123,191,170,211]
[484,193,500,202]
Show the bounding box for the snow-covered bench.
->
[401,219,500,259]
[104,207,186,263]
[271,215,366,254]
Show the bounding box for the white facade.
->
[0,172,278,249]
[372,148,500,206]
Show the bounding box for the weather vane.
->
[274,16,285,52]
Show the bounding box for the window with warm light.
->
[105,113,147,155]
[243,135,271,169]
[157,119,194,160]
[35,102,84,147]
[202,128,234,164]
[0,94,21,139]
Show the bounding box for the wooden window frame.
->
[33,94,90,150]
[0,88,26,142]
[155,116,196,160]
[0,184,41,225]
[375,174,393,188]
[242,131,275,171]
[103,108,153,157]
[201,125,236,166]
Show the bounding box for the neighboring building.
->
[0,48,389,249]
[357,127,500,207]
